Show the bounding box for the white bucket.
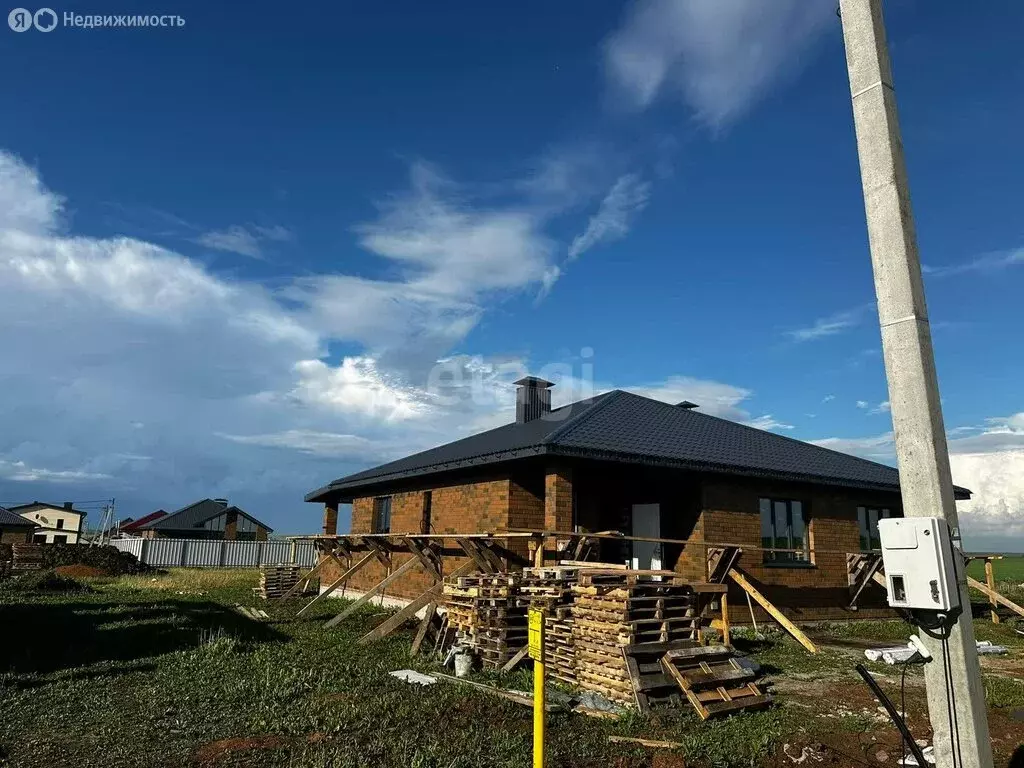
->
[454,651,472,678]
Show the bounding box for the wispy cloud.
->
[196,224,292,259]
[568,174,650,261]
[604,0,834,126]
[856,400,869,410]
[0,459,112,483]
[870,400,890,415]
[924,247,1023,278]
[786,306,870,343]
[822,394,836,403]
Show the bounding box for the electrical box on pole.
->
[878,517,959,612]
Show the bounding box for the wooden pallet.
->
[660,645,773,719]
[621,641,697,712]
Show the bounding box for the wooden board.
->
[660,644,773,720]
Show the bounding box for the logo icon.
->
[8,7,32,30]
[33,7,56,31]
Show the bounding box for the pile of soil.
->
[54,564,110,578]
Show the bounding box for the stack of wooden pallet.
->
[258,563,304,599]
[520,565,579,684]
[11,544,44,572]
[442,573,527,669]
[571,572,702,706]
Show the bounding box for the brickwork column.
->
[323,502,338,535]
[544,467,573,531]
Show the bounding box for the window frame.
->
[373,496,392,534]
[759,496,812,566]
[421,491,432,535]
[857,506,892,551]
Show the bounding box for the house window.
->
[760,497,810,564]
[373,496,392,534]
[237,516,257,534]
[33,534,47,544]
[858,506,891,551]
[204,514,226,532]
[56,519,65,530]
[421,491,432,535]
[53,535,68,545]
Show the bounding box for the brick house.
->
[0,506,35,544]
[305,377,969,622]
[134,498,272,541]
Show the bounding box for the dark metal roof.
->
[306,389,971,502]
[142,499,273,533]
[0,506,35,528]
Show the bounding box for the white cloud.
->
[786,306,869,343]
[626,375,789,430]
[0,459,111,483]
[0,153,63,234]
[810,414,1024,544]
[568,174,650,261]
[810,432,896,462]
[289,358,431,422]
[870,400,891,415]
[218,430,379,458]
[924,247,1023,278]
[604,0,834,125]
[822,394,836,403]
[196,224,293,259]
[744,415,795,432]
[856,400,869,410]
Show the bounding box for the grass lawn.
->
[1,569,1023,768]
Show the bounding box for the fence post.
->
[289,541,298,564]
[219,541,226,568]
[180,539,188,567]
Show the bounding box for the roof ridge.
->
[544,389,624,444]
[586,388,910,476]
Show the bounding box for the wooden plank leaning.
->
[968,576,1024,620]
[296,550,378,617]
[727,568,817,654]
[325,555,424,628]
[358,560,477,644]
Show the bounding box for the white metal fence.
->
[110,538,316,568]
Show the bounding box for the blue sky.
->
[1,0,1022,548]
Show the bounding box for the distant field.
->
[968,555,1024,584]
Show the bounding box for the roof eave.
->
[305,445,551,503]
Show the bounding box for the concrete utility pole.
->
[838,1,993,766]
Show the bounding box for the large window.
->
[760,498,810,564]
[858,506,892,551]
[373,496,392,534]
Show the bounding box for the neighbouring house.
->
[0,506,36,544]
[116,510,168,535]
[8,501,88,544]
[305,377,970,623]
[136,498,272,541]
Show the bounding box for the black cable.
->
[899,658,911,765]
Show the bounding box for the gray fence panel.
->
[259,541,291,566]
[223,540,259,567]
[112,538,315,568]
[148,539,186,567]
[183,540,223,568]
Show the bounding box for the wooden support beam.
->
[477,541,507,572]
[719,592,731,646]
[848,554,885,609]
[984,559,999,624]
[296,550,377,617]
[500,646,529,673]
[456,538,493,572]
[405,539,442,583]
[727,569,817,654]
[278,555,329,601]
[358,560,476,644]
[326,555,424,628]
[409,602,437,656]
[968,576,1024,620]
